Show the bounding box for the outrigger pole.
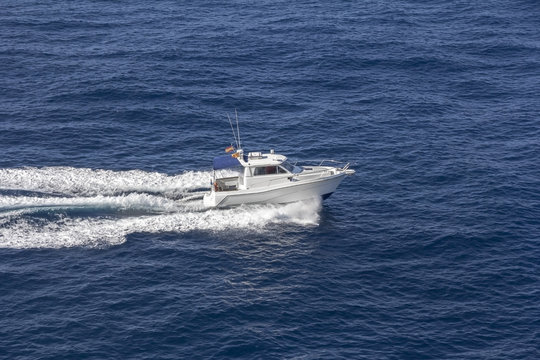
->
[235,108,241,150]
[227,113,239,149]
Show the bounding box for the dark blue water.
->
[1,1,539,358]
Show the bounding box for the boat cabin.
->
[211,150,302,192]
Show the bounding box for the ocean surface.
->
[1,0,539,358]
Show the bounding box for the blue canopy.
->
[213,155,242,170]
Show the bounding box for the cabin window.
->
[253,166,278,176]
[278,166,288,174]
[253,167,265,176]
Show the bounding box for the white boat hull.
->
[203,172,347,208]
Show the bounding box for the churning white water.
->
[0,167,321,249]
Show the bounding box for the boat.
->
[203,148,355,208]
[202,112,354,208]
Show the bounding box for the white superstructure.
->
[203,149,354,208]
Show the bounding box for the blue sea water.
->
[1,0,539,358]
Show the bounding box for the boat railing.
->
[293,159,353,170]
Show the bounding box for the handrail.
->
[293,159,354,169]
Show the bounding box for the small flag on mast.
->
[225,145,234,153]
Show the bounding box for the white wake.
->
[0,167,321,249]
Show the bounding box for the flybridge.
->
[212,150,286,170]
[248,152,263,159]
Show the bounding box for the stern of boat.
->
[203,191,217,207]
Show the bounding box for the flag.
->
[225,145,234,153]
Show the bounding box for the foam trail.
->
[0,167,213,197]
[0,198,321,249]
[0,193,183,217]
[0,166,321,249]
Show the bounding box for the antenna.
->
[235,108,241,149]
[227,113,239,148]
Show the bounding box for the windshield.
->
[281,161,302,174]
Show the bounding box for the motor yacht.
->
[203,148,354,208]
